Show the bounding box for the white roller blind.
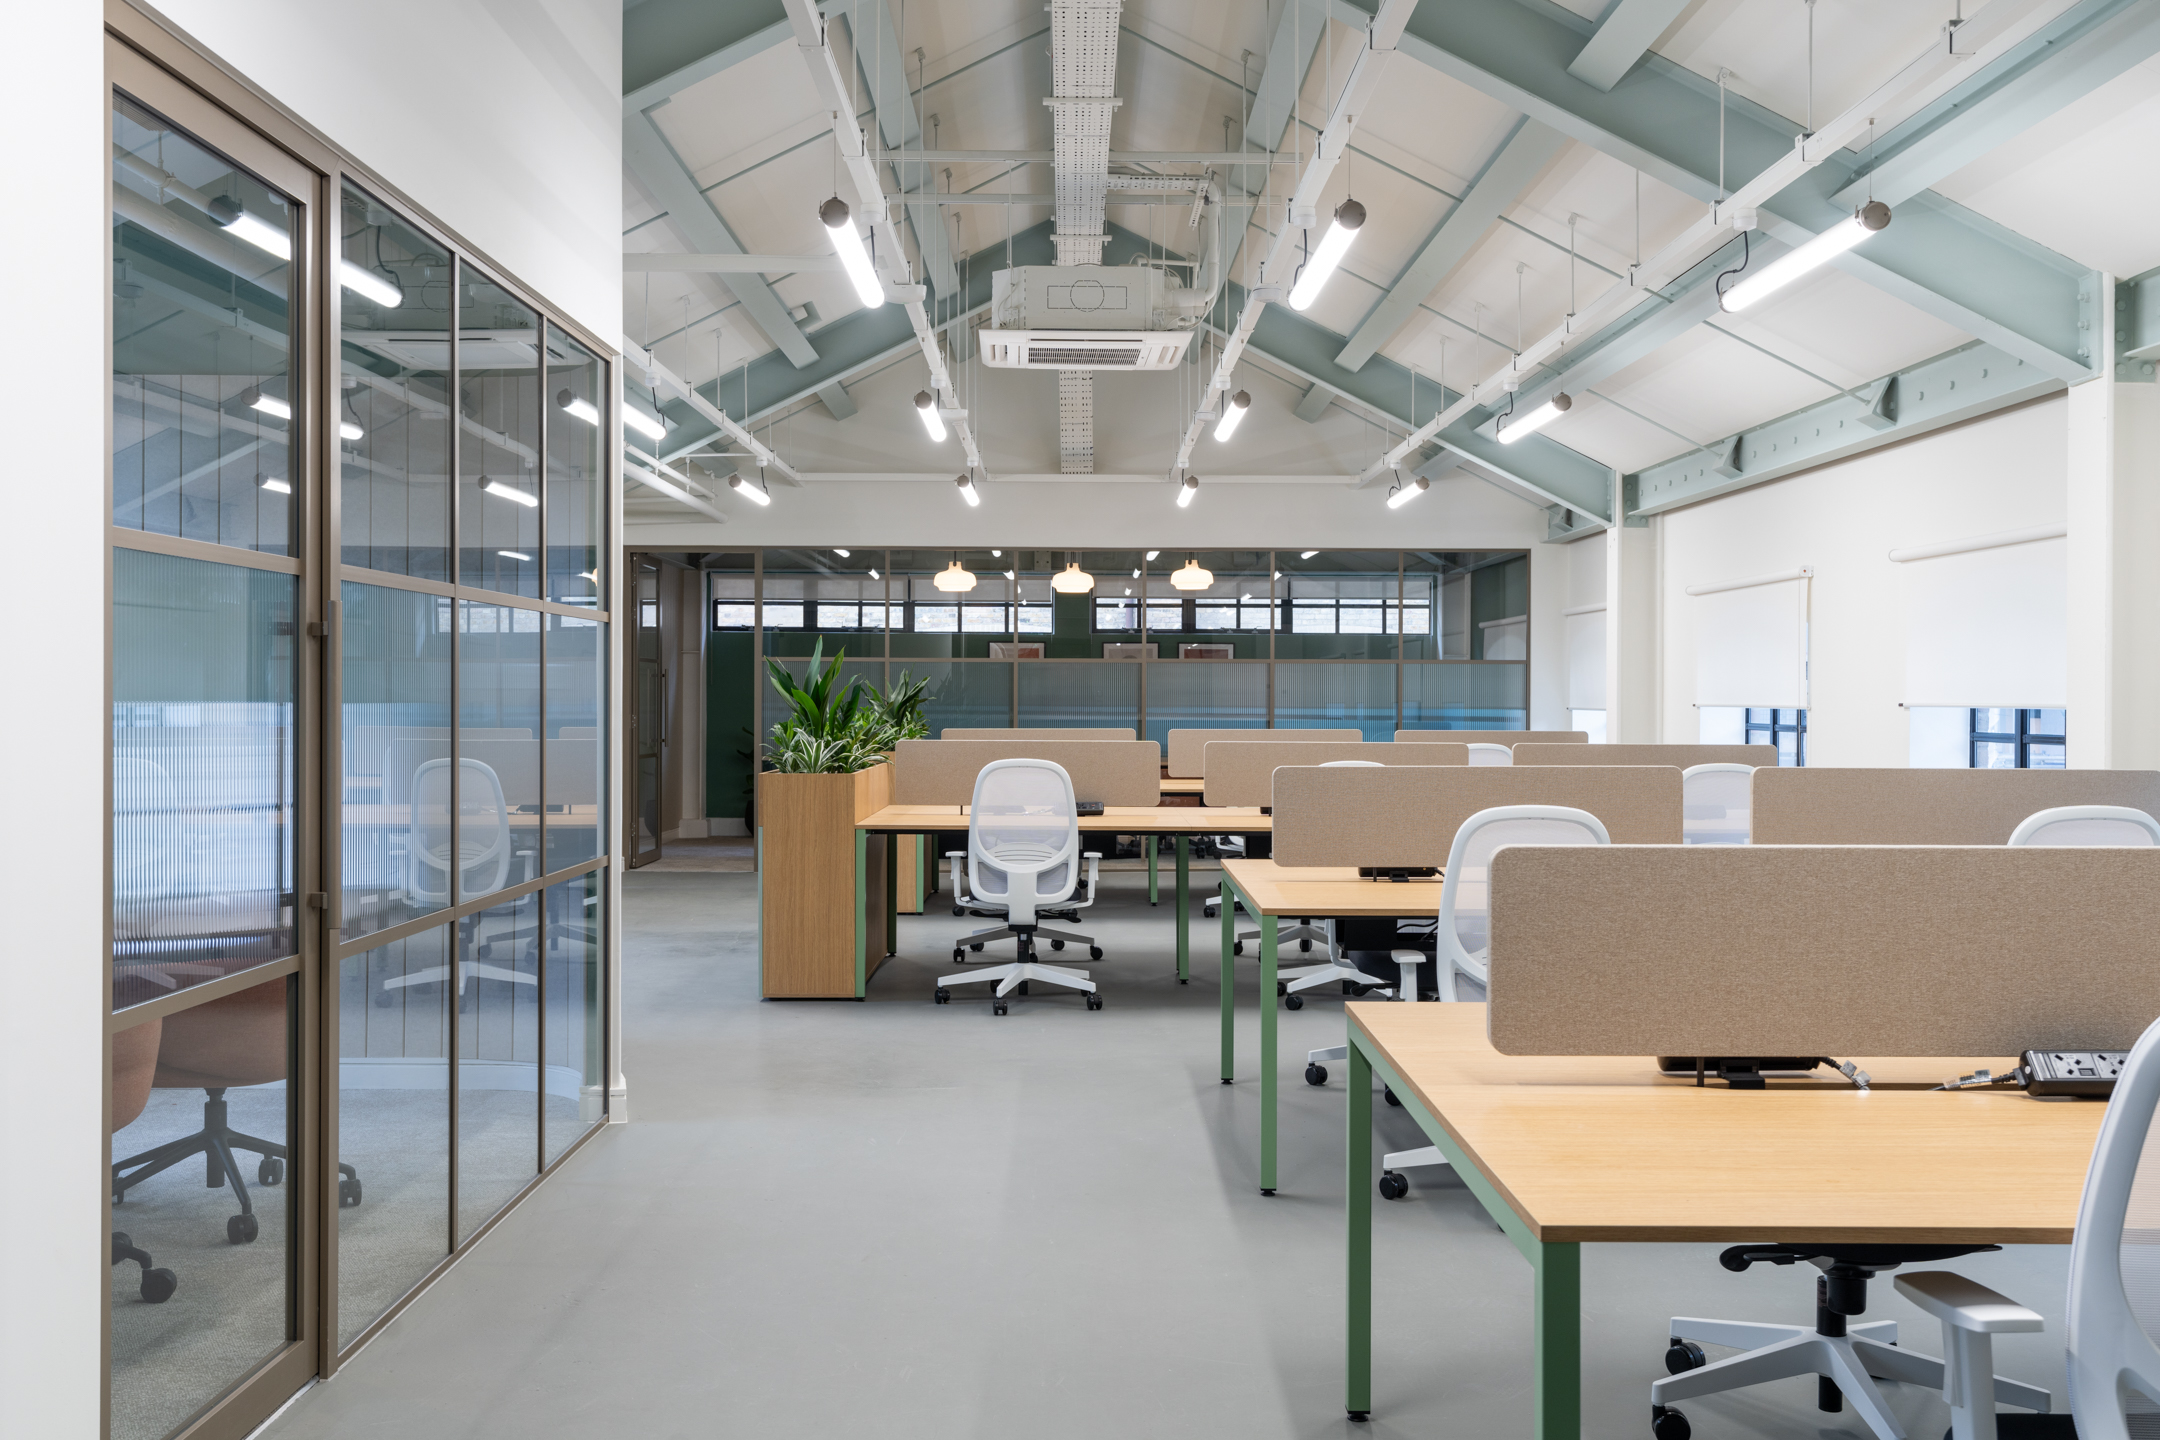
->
[1690,572,1809,708]
[1897,531,2065,707]
[1565,606,1605,709]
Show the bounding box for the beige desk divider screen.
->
[1395,730,1589,746]
[941,727,1136,741]
[891,739,1162,806]
[1512,743,1776,767]
[1165,728,1359,777]
[1486,845,2160,1056]
[1271,764,1682,866]
[1750,768,2160,844]
[1202,742,1466,807]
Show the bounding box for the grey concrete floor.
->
[264,870,2076,1440]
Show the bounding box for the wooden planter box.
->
[757,762,895,998]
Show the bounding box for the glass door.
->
[626,556,664,867]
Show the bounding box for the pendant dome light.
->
[1169,556,1213,591]
[933,556,977,592]
[1050,556,1096,593]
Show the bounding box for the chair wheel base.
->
[1285,993,1304,1010]
[1664,1339,1706,1375]
[934,988,951,1004]
[1383,1086,1401,1107]
[1651,1405,1690,1440]
[1050,939,1064,950]
[227,1213,258,1245]
[339,1177,363,1207]
[1233,941,1244,956]
[1379,1171,1409,1200]
[1089,946,1103,960]
[993,1002,1008,1016]
[1306,1064,1328,1085]
[1086,993,1103,1010]
[140,1268,178,1304]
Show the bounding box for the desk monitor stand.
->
[1658,1056,1825,1089]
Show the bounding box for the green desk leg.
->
[885,834,898,958]
[1533,1240,1583,1440]
[1174,835,1190,982]
[1259,914,1279,1194]
[1347,1038,1373,1421]
[1219,879,1235,1084]
[854,830,869,997]
[1148,835,1158,905]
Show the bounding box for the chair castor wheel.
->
[1652,1405,1691,1440]
[338,1176,363,1207]
[1378,1171,1410,1200]
[952,906,965,916]
[1089,946,1102,960]
[1664,1339,1706,1375]
[953,950,965,964]
[257,1156,283,1186]
[1383,1086,1402,1107]
[227,1213,259,1245]
[139,1267,178,1304]
[1299,938,1312,952]
[934,988,951,1004]
[1050,938,1064,950]
[1285,993,1304,1011]
[1233,941,1244,956]
[1086,993,1103,1010]
[970,942,984,952]
[1306,1064,1329,1086]
[993,1001,1008,1016]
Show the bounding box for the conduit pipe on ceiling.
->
[781,0,988,477]
[1349,0,2062,489]
[622,338,804,488]
[1172,0,1418,474]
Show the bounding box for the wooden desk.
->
[1343,1003,2100,1435]
[1218,859,1443,1195]
[855,805,1273,984]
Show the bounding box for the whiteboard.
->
[1900,536,2066,708]
[1693,577,1808,708]
[1565,610,1606,709]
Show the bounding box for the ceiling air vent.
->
[979,329,1193,370]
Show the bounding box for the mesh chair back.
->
[2069,1014,2160,1440]
[407,758,512,904]
[1436,806,1609,993]
[1682,763,1754,845]
[968,760,1080,923]
[1466,743,1513,767]
[2009,805,2160,849]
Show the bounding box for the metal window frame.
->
[1968,707,2067,769]
[1745,707,1810,767]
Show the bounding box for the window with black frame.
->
[1970,708,2066,768]
[1745,707,1808,766]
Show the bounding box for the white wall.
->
[153,0,622,342]
[1659,398,2069,766]
[4,10,113,1437]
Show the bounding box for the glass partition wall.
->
[718,550,1530,748]
[108,45,613,1440]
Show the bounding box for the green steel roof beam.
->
[624,0,793,113]
[1566,0,1695,92]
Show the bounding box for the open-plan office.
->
[22,0,2160,1437]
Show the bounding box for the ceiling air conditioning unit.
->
[980,265,1195,371]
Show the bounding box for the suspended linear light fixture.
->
[1213,389,1251,442]
[914,390,946,442]
[956,474,980,507]
[556,389,600,426]
[498,550,532,562]
[479,476,538,508]
[1386,476,1430,509]
[727,473,772,506]
[1169,555,1213,590]
[1300,550,1319,559]
[833,549,851,557]
[1175,476,1199,509]
[1144,551,1160,561]
[246,390,363,441]
[1287,199,1365,312]
[934,556,977,592]
[1723,202,1892,311]
[1497,392,1572,444]
[259,477,291,494]
[208,196,290,258]
[624,405,668,442]
[340,263,403,309]
[820,197,885,309]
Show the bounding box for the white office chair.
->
[1374,805,1610,1199]
[380,758,537,1006]
[1886,1011,2160,1440]
[1681,763,1753,845]
[2007,804,2160,848]
[935,759,1103,1014]
[1465,742,1513,767]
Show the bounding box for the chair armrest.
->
[1389,949,1427,963]
[944,851,966,858]
[1894,1272,2044,1333]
